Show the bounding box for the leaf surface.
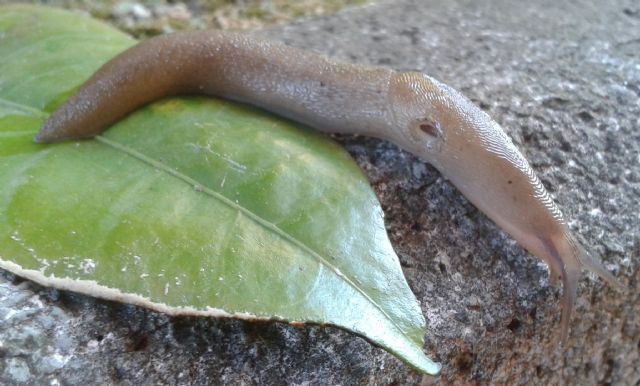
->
[0,4,440,375]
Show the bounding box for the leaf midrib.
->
[2,101,416,345]
[95,135,410,338]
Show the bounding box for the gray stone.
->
[3,358,31,383]
[1,0,639,384]
[113,2,152,20]
[38,353,69,374]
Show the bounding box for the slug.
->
[35,31,624,342]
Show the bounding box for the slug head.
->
[387,71,624,342]
[386,71,556,239]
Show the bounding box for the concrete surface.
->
[1,0,639,384]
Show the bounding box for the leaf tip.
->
[420,358,442,376]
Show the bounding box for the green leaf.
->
[0,4,440,375]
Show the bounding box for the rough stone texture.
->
[1,0,639,384]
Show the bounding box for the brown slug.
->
[35,30,625,344]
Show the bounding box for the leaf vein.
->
[94,135,409,340]
[0,97,47,118]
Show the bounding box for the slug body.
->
[36,31,623,341]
